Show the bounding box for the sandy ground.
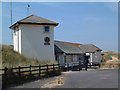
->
[106,56,118,63]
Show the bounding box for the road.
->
[11,69,118,88]
[56,69,118,88]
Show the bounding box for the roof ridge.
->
[34,15,58,23]
[54,40,82,45]
[18,14,34,22]
[10,14,59,29]
[18,14,58,24]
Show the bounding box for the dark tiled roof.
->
[78,44,102,53]
[54,45,64,53]
[54,41,84,54]
[56,41,82,48]
[10,14,59,29]
[91,44,102,51]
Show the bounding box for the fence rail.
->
[0,64,61,77]
[1,62,117,77]
[0,61,86,77]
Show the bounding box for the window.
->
[44,26,50,32]
[44,37,50,45]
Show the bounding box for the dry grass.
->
[41,76,65,88]
[100,51,120,69]
[1,44,56,68]
[100,56,119,69]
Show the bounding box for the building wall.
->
[18,24,55,62]
[55,53,85,65]
[92,52,102,64]
[65,54,84,65]
[13,30,17,51]
[18,29,21,53]
[86,52,102,65]
[56,53,65,65]
[13,27,21,52]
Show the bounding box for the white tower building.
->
[10,14,59,62]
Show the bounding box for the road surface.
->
[10,69,118,88]
[56,69,118,88]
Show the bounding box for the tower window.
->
[44,26,50,32]
[44,37,50,45]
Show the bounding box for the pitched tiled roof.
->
[54,45,64,53]
[54,41,84,54]
[91,44,102,51]
[59,41,82,48]
[10,14,59,29]
[78,44,102,53]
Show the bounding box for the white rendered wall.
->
[18,29,21,53]
[13,28,18,52]
[13,27,21,53]
[20,24,55,62]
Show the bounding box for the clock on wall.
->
[44,37,50,45]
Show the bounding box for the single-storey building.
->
[78,44,103,65]
[54,41,85,66]
[54,41,103,66]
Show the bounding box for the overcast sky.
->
[2,2,118,52]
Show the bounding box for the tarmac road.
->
[56,69,118,88]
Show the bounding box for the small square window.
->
[44,27,50,32]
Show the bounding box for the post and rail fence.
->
[0,61,87,77]
[0,64,61,78]
[1,61,115,78]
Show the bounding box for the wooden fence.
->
[0,64,61,78]
[2,62,117,77]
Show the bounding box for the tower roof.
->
[9,14,59,29]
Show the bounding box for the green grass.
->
[1,44,57,68]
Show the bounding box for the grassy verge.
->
[1,44,57,68]
[0,45,61,89]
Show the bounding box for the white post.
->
[91,53,93,65]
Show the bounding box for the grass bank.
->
[1,45,56,68]
[100,51,119,69]
[0,45,61,89]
